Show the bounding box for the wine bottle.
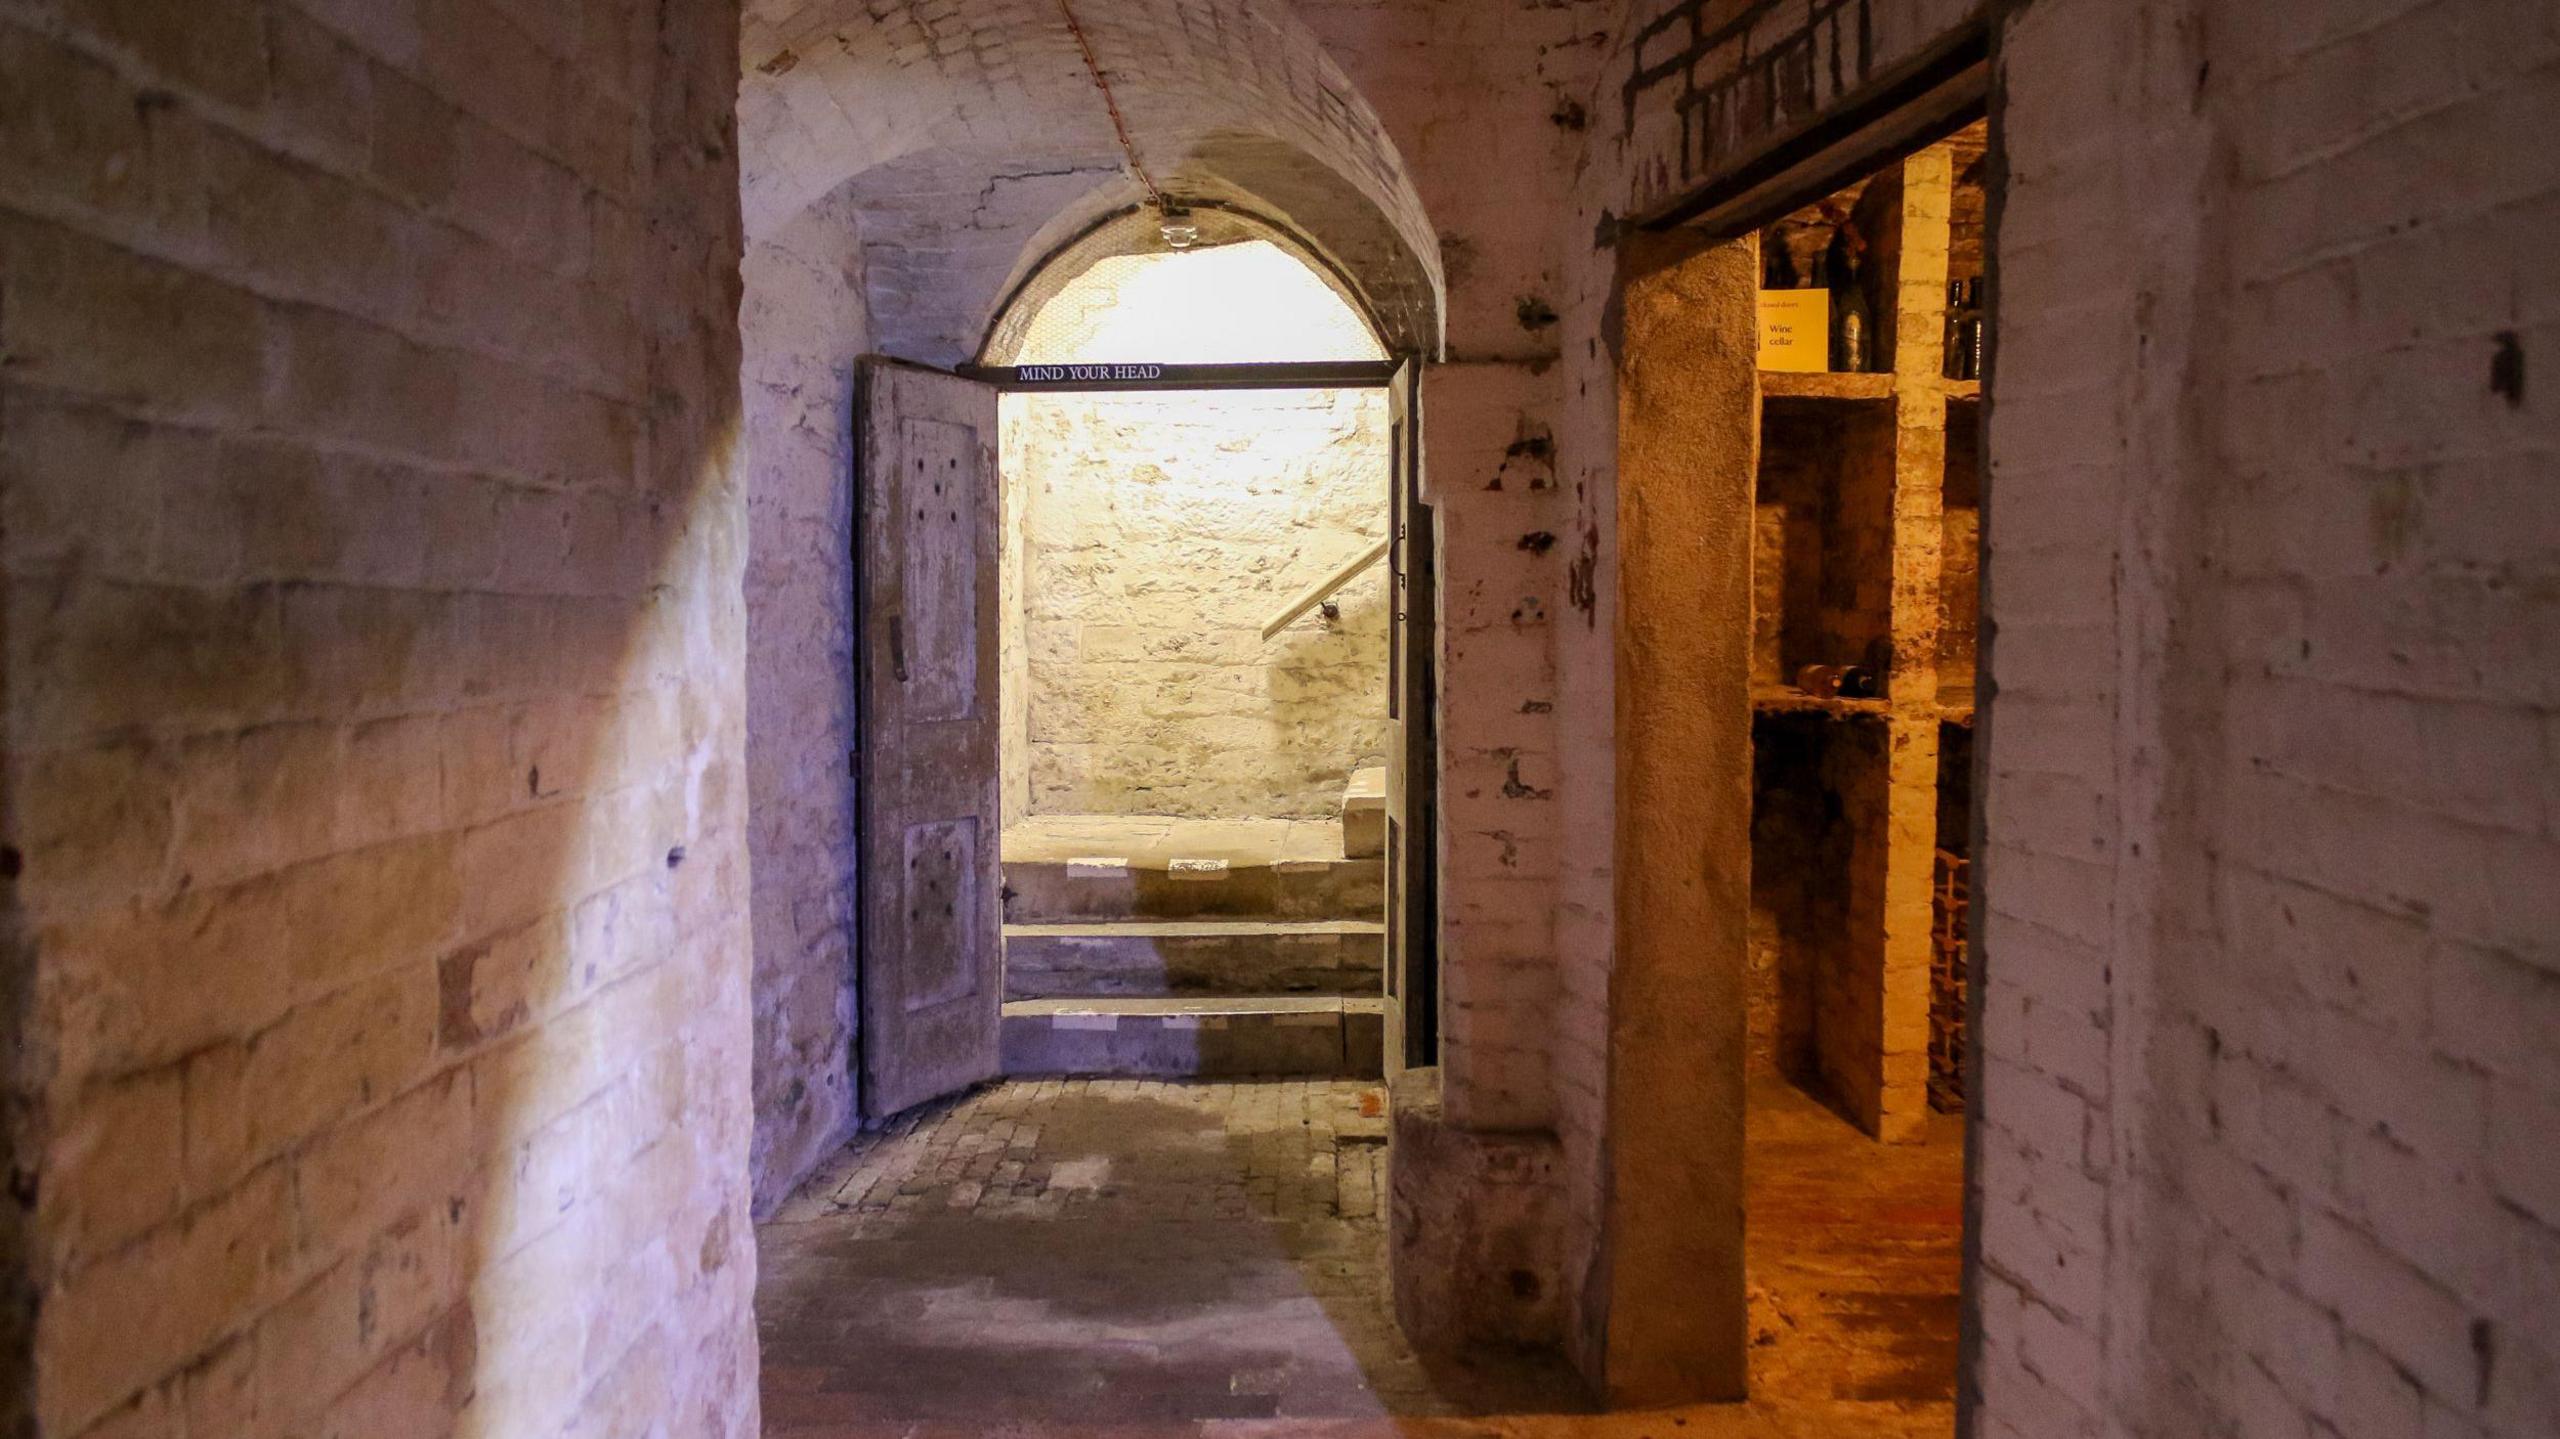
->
[1944,281,1966,379]
[1826,223,1871,373]
[1959,277,1984,381]
[1762,228,1799,289]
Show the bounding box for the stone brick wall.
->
[1976,1,2560,1434]
[1003,390,1392,821]
[0,1,757,1434]
[1301,0,1614,1140]
[741,186,868,1212]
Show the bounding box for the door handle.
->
[888,612,909,682]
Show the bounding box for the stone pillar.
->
[1600,230,1758,1405]
[1822,151,1958,1143]
[1386,1068,1562,1351]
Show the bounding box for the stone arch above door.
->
[740,0,1446,365]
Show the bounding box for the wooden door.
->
[1385,357,1440,1069]
[855,358,1003,1117]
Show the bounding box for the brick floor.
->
[765,1079,1389,1227]
[755,1077,1958,1438]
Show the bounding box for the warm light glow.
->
[1008,239,1387,365]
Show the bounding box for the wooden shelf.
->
[1748,124,1990,1141]
[1759,370,1895,402]
[1750,686,1977,722]
[1751,687,1891,719]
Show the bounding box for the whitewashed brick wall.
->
[0,0,758,1434]
[1305,0,1616,1140]
[741,186,869,1213]
[1980,1,2560,1434]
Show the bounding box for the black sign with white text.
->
[955,361,1398,392]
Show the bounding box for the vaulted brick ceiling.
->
[739,0,1443,363]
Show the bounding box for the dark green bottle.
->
[1826,223,1871,373]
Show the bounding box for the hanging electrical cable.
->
[1055,0,1197,246]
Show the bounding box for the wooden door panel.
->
[1386,357,1439,1070]
[899,417,982,722]
[858,359,1003,1119]
[898,817,983,1013]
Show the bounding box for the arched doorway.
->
[734,3,1565,1427]
[751,222,1528,1427]
[974,235,1420,1087]
[735,0,1448,1210]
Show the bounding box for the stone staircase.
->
[999,793,1388,1078]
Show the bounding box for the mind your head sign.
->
[955,360,1400,392]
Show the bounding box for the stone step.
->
[1004,920,1385,1000]
[1001,855,1384,923]
[1000,997,1387,1079]
[1341,766,1386,859]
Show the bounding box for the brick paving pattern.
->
[757,1077,1959,1438]
[757,1079,1511,1436]
[767,1078,1389,1227]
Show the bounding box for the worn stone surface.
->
[0,0,759,1435]
[1743,1079,1962,1406]
[758,1076,1954,1436]
[1002,921,1385,999]
[758,1079,1579,1430]
[1595,231,1760,1404]
[1341,766,1388,859]
[1000,999,1387,1080]
[1002,814,1386,924]
[743,185,870,1213]
[1387,1068,1564,1352]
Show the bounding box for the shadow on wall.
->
[740,185,872,1213]
[1266,560,1393,792]
[4,1,762,1432]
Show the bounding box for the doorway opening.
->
[1609,112,1987,1413]
[979,237,1406,1085]
[1738,117,1984,1407]
[760,232,1572,1433]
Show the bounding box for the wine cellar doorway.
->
[1606,112,1988,1404]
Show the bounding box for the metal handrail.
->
[1259,536,1390,640]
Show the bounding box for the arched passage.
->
[737,0,1444,1214]
[736,8,1516,1426]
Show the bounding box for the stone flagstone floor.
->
[755,1077,1960,1438]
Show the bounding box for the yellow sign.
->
[1758,289,1829,373]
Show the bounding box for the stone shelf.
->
[1748,136,1981,1143]
[1749,687,1976,722]
[1751,687,1892,719]
[1759,369,1896,402]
